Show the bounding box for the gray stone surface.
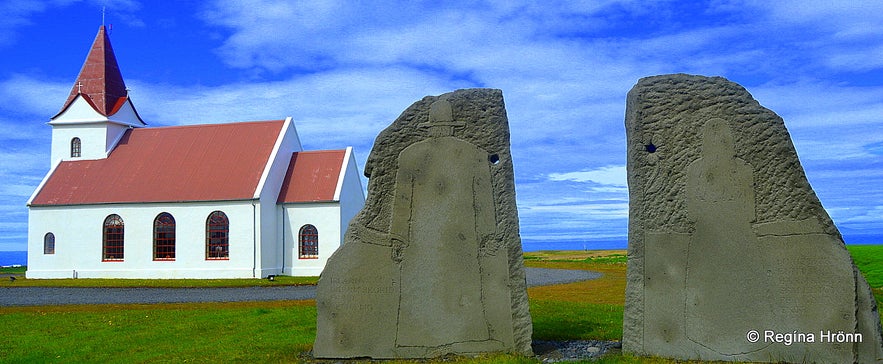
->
[313,88,533,359]
[623,74,883,363]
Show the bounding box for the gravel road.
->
[0,268,600,306]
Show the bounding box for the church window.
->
[71,137,81,158]
[298,224,319,259]
[153,212,176,260]
[102,214,124,261]
[43,233,55,255]
[206,211,229,260]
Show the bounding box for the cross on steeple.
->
[76,82,83,94]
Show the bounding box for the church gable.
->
[52,93,144,128]
[51,94,105,122]
[31,120,286,206]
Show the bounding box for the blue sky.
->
[2,1,882,252]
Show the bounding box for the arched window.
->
[71,137,81,158]
[153,212,175,260]
[102,214,124,261]
[43,233,55,255]
[206,211,229,260]
[298,224,318,259]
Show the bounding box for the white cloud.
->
[0,0,145,47]
[0,241,28,251]
[548,165,627,186]
[0,74,71,115]
[524,202,629,218]
[756,1,883,25]
[824,45,883,73]
[0,0,78,46]
[4,1,883,251]
[127,65,468,154]
[746,81,883,163]
[0,184,40,199]
[830,206,883,229]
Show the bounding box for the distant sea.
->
[0,251,27,267]
[522,234,882,252]
[522,239,627,252]
[0,234,878,265]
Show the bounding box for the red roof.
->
[31,120,285,205]
[56,25,130,118]
[278,150,346,203]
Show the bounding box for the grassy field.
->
[1,246,880,363]
[847,245,883,285]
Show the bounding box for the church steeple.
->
[55,25,132,118]
[48,25,144,163]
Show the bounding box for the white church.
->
[26,26,365,279]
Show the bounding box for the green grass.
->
[531,300,623,340]
[1,246,881,363]
[0,301,316,363]
[583,254,627,264]
[846,245,883,306]
[847,245,883,288]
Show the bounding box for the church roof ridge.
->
[144,119,286,130]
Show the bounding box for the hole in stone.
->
[489,154,500,165]
[645,143,657,153]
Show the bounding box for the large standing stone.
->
[313,88,533,359]
[623,74,883,363]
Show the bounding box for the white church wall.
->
[104,122,129,155]
[337,147,366,241]
[27,201,259,279]
[49,122,108,162]
[256,200,279,278]
[254,117,302,278]
[48,98,143,163]
[280,202,341,276]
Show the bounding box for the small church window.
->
[206,211,229,260]
[298,224,318,259]
[43,232,55,255]
[102,214,124,261]
[71,137,81,158]
[153,213,176,261]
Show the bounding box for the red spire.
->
[58,25,128,116]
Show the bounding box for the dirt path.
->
[0,268,599,306]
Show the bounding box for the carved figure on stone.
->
[391,99,511,350]
[623,74,883,363]
[314,89,532,359]
[683,118,769,354]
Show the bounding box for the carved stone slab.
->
[623,74,883,363]
[313,88,533,359]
